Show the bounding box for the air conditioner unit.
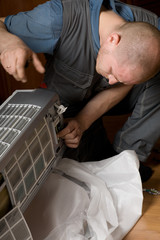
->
[0,89,66,240]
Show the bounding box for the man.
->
[0,0,160,180]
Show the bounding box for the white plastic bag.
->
[24,150,143,240]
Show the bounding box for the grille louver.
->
[0,104,40,158]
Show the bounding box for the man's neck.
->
[99,5,126,45]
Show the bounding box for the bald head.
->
[115,22,160,81]
[96,19,160,85]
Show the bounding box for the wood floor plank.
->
[124,159,160,239]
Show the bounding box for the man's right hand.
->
[0,43,45,83]
[0,18,45,83]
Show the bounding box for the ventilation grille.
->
[3,117,55,207]
[0,104,40,158]
[0,207,32,240]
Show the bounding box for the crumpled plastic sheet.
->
[24,150,143,240]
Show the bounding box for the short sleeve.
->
[5,0,63,54]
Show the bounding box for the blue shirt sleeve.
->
[4,0,63,55]
[114,0,134,22]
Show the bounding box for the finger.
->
[5,61,20,80]
[32,53,45,74]
[63,129,79,140]
[65,135,81,144]
[58,126,81,139]
[0,53,16,75]
[57,124,74,138]
[65,142,79,148]
[16,54,28,82]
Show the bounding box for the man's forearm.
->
[75,84,133,131]
[0,19,9,53]
[0,19,23,53]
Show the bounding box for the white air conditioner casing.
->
[0,89,65,240]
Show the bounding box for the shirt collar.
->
[89,0,115,56]
[90,0,134,56]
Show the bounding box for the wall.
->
[123,0,160,16]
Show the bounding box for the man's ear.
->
[107,32,121,46]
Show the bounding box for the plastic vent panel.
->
[0,206,33,240]
[0,104,40,158]
[3,117,55,206]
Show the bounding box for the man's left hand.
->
[57,118,84,148]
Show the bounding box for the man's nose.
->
[108,75,118,85]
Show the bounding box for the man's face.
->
[96,47,146,85]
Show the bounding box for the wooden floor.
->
[103,115,160,240]
[124,156,160,240]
